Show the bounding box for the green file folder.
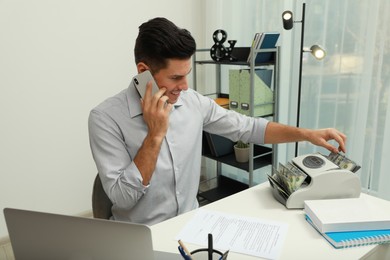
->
[229,69,274,117]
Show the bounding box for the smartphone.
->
[132,70,159,99]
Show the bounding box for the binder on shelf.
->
[203,132,234,157]
[304,197,390,233]
[306,215,390,249]
[246,33,261,62]
[247,32,280,64]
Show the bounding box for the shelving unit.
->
[194,44,280,202]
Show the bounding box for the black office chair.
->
[92,173,113,219]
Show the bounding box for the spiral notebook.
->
[304,197,390,233]
[306,215,390,249]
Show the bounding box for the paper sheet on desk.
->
[175,209,288,259]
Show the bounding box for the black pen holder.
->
[190,248,225,260]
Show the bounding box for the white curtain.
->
[204,0,390,199]
[298,0,390,200]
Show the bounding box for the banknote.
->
[277,163,308,194]
[326,152,361,173]
[267,174,290,199]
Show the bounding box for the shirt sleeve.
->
[88,109,148,210]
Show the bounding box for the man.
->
[88,17,346,225]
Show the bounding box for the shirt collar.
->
[126,84,183,118]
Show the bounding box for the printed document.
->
[175,209,288,259]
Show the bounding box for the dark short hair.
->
[134,17,196,72]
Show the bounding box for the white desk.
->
[151,182,386,260]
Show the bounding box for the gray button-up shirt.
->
[88,85,269,225]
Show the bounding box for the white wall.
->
[0,0,203,238]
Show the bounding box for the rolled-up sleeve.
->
[88,109,148,209]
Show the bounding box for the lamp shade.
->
[282,11,294,30]
[310,45,326,60]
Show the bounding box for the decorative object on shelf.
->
[282,3,327,157]
[210,29,237,62]
[234,140,250,163]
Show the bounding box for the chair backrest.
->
[92,173,113,219]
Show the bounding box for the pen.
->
[178,240,193,259]
[178,246,191,260]
[219,250,229,260]
[208,233,213,260]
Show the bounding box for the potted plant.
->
[234,140,250,163]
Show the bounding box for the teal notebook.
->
[254,32,279,64]
[306,215,390,249]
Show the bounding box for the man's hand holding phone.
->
[138,76,172,141]
[132,72,173,185]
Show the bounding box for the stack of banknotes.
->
[326,152,361,173]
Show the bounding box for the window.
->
[203,0,390,199]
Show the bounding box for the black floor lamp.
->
[282,3,326,157]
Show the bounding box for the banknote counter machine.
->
[268,153,361,209]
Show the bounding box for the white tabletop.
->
[151,182,379,260]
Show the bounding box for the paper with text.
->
[175,209,288,259]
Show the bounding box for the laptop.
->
[4,208,181,260]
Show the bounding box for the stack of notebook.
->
[304,197,390,249]
[246,32,279,64]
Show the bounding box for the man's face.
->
[152,58,192,104]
